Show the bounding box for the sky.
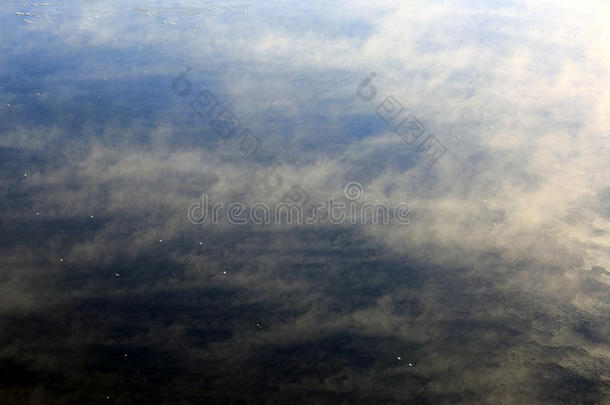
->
[0,0,609,403]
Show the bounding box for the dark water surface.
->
[1,0,609,403]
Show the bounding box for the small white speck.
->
[58,258,64,262]
[408,362,415,367]
[35,212,40,216]
[397,356,401,360]
[158,239,163,243]
[222,270,227,275]
[90,215,95,219]
[199,242,204,246]
[123,353,128,358]
[114,273,120,278]
[23,172,28,177]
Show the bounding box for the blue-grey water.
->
[1,1,609,403]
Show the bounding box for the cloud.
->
[0,0,609,402]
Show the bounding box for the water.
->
[1,0,609,403]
